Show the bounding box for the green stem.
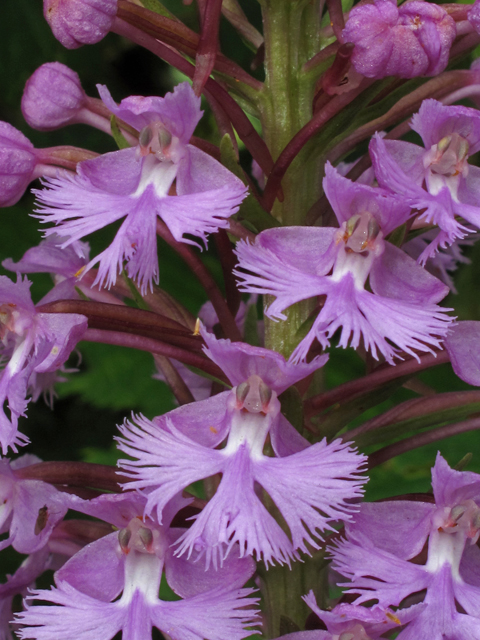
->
[258,3,327,634]
[260,0,322,358]
[257,552,329,639]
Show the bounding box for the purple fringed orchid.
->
[0,122,45,207]
[0,454,78,554]
[342,0,456,79]
[33,82,248,294]
[0,275,87,453]
[332,454,480,640]
[274,596,423,640]
[16,492,259,640]
[117,329,367,568]
[370,99,480,263]
[235,163,452,364]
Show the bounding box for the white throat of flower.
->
[118,517,165,605]
[133,122,183,200]
[223,374,280,460]
[336,624,371,640]
[331,212,384,290]
[423,132,469,201]
[426,499,480,579]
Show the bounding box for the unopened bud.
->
[22,63,87,132]
[0,121,38,207]
[43,0,117,50]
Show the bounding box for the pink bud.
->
[22,63,87,131]
[0,122,38,207]
[43,0,117,49]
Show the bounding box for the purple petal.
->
[291,274,452,364]
[254,439,366,553]
[445,321,480,386]
[117,415,225,523]
[202,331,328,394]
[270,413,310,457]
[34,313,87,372]
[43,0,117,50]
[430,452,480,507]
[369,242,449,304]
[332,536,429,607]
[97,82,202,143]
[3,235,89,279]
[323,162,412,234]
[235,238,328,321]
[165,535,256,599]
[344,500,434,560]
[21,62,87,131]
[159,184,246,247]
[0,121,38,207]
[177,145,248,196]
[152,391,230,448]
[174,444,296,568]
[55,532,124,602]
[411,99,480,154]
[10,480,75,553]
[16,581,123,640]
[151,587,259,640]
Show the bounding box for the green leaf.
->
[386,223,407,248]
[318,379,405,440]
[454,452,473,471]
[110,115,131,150]
[122,272,150,310]
[139,0,176,19]
[354,399,480,448]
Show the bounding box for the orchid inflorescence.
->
[2,0,480,638]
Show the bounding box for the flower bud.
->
[0,122,38,207]
[469,0,480,34]
[22,63,87,131]
[43,0,117,49]
[343,0,456,79]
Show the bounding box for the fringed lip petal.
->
[117,415,225,523]
[172,444,298,569]
[234,237,329,321]
[254,438,367,553]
